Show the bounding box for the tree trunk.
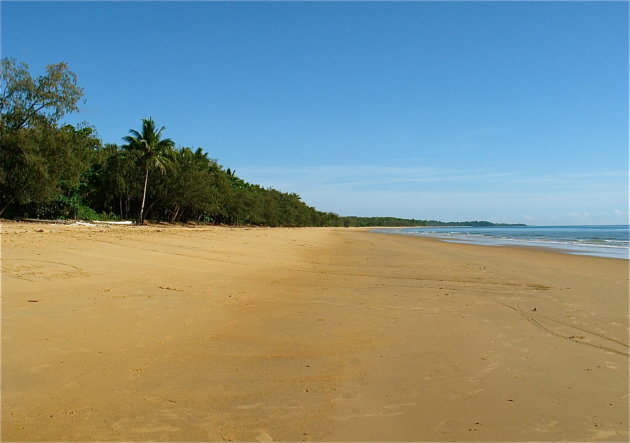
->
[145,199,158,221]
[139,166,149,224]
[170,205,180,223]
[0,195,17,217]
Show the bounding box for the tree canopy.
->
[122,118,176,223]
[0,59,97,217]
[0,58,83,131]
[0,58,346,225]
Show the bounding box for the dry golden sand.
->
[1,221,628,442]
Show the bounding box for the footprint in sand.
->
[46,346,69,355]
[435,420,463,434]
[29,363,52,373]
[130,368,144,377]
[134,425,183,433]
[254,430,274,442]
[236,403,264,410]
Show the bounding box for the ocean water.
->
[373,225,630,259]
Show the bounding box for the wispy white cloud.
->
[239,164,514,189]
[301,188,628,225]
[237,163,629,225]
[239,164,627,191]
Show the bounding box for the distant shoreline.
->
[372,225,630,260]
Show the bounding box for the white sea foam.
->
[374,225,630,259]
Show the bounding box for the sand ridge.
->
[1,222,628,441]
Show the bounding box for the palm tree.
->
[123,118,175,224]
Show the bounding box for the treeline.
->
[417,220,525,227]
[0,59,347,226]
[342,217,525,227]
[343,216,425,227]
[62,140,345,227]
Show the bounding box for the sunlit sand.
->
[2,222,628,441]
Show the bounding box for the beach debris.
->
[27,299,39,302]
[468,422,482,432]
[93,220,133,225]
[531,307,537,311]
[20,218,69,224]
[18,217,133,225]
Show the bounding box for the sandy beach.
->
[1,222,628,442]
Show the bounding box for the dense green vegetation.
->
[0,59,523,228]
[0,59,346,226]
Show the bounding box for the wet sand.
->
[1,222,628,441]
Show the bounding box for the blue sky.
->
[2,1,628,224]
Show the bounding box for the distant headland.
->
[344,217,526,228]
